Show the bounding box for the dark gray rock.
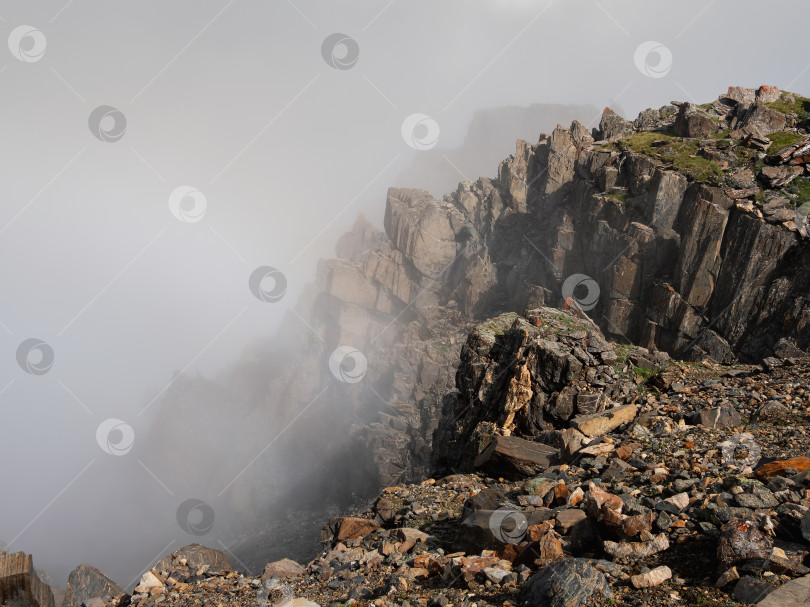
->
[596,108,633,140]
[733,575,773,603]
[520,558,612,607]
[64,564,126,607]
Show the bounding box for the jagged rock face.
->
[151,85,810,571]
[397,85,810,364]
[432,309,661,473]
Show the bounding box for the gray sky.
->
[1,0,808,589]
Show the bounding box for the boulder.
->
[259,559,305,582]
[474,435,558,479]
[520,558,612,607]
[64,564,126,607]
[603,533,669,559]
[631,565,672,588]
[596,108,633,140]
[452,509,553,554]
[718,519,773,569]
[675,103,717,138]
[154,544,232,575]
[695,404,742,429]
[737,104,787,138]
[756,457,810,481]
[0,552,55,607]
[570,404,638,438]
[734,576,773,603]
[756,574,810,606]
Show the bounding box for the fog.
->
[1,0,808,592]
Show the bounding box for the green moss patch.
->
[766,92,810,118]
[614,132,724,184]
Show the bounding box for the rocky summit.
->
[6,85,810,606]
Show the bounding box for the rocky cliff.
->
[148,86,810,572]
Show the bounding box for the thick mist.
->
[1,0,809,593]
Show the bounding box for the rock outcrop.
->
[148,86,810,573]
[0,552,55,607]
[63,564,127,607]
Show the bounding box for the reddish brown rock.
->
[337,517,380,541]
[756,457,810,480]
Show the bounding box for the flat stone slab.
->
[474,435,558,479]
[570,404,638,437]
[756,574,810,605]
